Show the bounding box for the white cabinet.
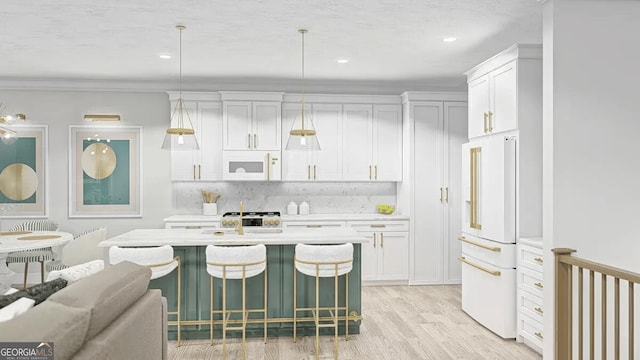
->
[461,135,516,244]
[468,61,517,138]
[348,220,409,284]
[408,100,468,284]
[516,239,544,354]
[343,104,402,181]
[223,101,281,151]
[281,103,342,181]
[169,98,223,181]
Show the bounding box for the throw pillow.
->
[0,298,36,323]
[0,278,68,308]
[46,260,104,283]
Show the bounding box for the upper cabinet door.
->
[312,104,343,181]
[198,102,223,181]
[342,104,374,181]
[170,101,199,181]
[223,101,252,150]
[252,102,281,151]
[468,75,490,139]
[281,103,311,181]
[373,104,402,181]
[489,61,517,135]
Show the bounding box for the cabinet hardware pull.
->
[308,165,311,180]
[534,307,544,314]
[375,165,378,180]
[445,187,449,203]
[306,225,322,228]
[470,147,482,229]
[369,165,372,180]
[254,134,257,149]
[534,332,543,340]
[534,282,544,289]
[440,187,443,203]
[248,134,251,149]
[193,165,196,180]
[370,224,386,228]
[373,233,376,248]
[185,226,201,229]
[314,165,317,180]
[483,112,488,133]
[381,233,384,248]
[457,236,501,252]
[198,165,201,180]
[488,111,494,131]
[534,257,543,263]
[458,257,501,276]
[266,153,271,181]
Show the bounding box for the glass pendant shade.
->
[0,127,18,145]
[161,97,199,150]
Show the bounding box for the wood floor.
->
[168,285,541,359]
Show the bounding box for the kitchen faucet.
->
[236,201,244,235]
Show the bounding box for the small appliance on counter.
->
[298,201,309,215]
[220,211,282,229]
[287,201,298,215]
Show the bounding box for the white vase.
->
[203,203,217,216]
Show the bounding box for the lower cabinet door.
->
[360,232,377,282]
[378,232,409,281]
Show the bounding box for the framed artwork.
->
[0,125,48,218]
[69,126,142,218]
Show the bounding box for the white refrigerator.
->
[460,134,517,338]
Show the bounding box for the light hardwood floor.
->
[168,285,542,359]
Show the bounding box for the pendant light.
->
[162,25,199,150]
[285,29,320,151]
[0,102,25,145]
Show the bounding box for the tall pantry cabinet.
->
[398,92,468,285]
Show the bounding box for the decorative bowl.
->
[376,204,396,215]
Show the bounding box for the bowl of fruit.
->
[376,204,396,215]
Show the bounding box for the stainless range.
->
[220,211,282,229]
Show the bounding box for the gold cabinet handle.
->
[193,164,196,180]
[313,165,317,180]
[534,257,544,263]
[375,165,378,180]
[440,187,443,203]
[534,332,543,340]
[534,307,543,315]
[370,224,386,228]
[470,147,482,229]
[458,257,501,276]
[198,164,201,180]
[373,233,376,248]
[308,165,311,180]
[445,187,449,203]
[457,236,501,252]
[266,153,271,181]
[306,225,322,228]
[248,133,251,149]
[369,165,372,180]
[380,233,384,248]
[254,134,257,149]
[534,282,544,289]
[489,111,494,131]
[483,112,488,133]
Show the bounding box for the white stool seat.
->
[294,243,353,277]
[206,244,266,279]
[109,245,178,280]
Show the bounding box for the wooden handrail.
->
[556,254,640,284]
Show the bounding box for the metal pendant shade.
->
[285,29,320,151]
[0,103,25,145]
[162,25,199,150]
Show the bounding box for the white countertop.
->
[100,228,369,247]
[518,237,543,249]
[163,213,409,222]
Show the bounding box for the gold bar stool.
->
[294,243,354,360]
[109,245,182,346]
[206,244,267,360]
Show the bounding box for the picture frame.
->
[69,125,142,218]
[0,125,48,218]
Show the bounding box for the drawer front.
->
[348,220,409,232]
[283,221,346,229]
[519,313,543,351]
[165,222,221,229]
[520,292,544,322]
[519,266,544,298]
[519,244,544,272]
[459,233,516,268]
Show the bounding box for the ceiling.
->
[0,0,543,93]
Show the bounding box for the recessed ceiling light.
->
[336,58,349,64]
[158,53,172,59]
[442,37,457,43]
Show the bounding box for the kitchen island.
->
[99,228,367,340]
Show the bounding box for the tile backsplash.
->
[172,182,397,215]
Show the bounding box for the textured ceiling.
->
[0,0,542,92]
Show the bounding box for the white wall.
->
[543,1,640,358]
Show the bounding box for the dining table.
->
[0,230,73,293]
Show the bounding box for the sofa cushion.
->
[0,300,90,360]
[47,261,151,341]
